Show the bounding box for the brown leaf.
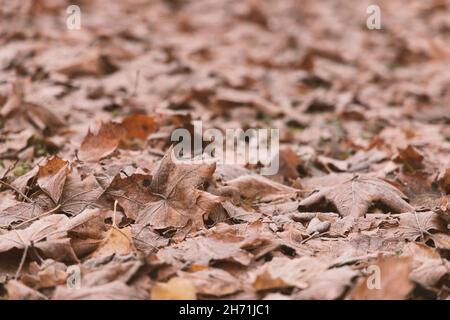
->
[394,145,424,170]
[0,209,107,263]
[156,232,252,267]
[37,156,69,203]
[395,211,447,241]
[299,175,414,217]
[178,268,241,297]
[79,122,126,162]
[25,102,64,131]
[52,260,146,300]
[403,243,449,289]
[0,201,45,227]
[121,113,158,140]
[213,88,282,117]
[21,259,67,289]
[89,226,133,258]
[226,174,299,202]
[60,169,104,216]
[104,173,154,220]
[134,147,222,236]
[5,280,47,300]
[151,277,196,300]
[0,82,23,118]
[53,281,145,300]
[437,167,450,193]
[295,266,357,300]
[55,50,119,78]
[349,256,414,300]
[251,256,328,291]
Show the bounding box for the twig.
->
[14,231,29,279]
[329,252,395,268]
[300,231,329,244]
[13,204,61,229]
[0,179,35,203]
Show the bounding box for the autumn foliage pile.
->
[0,0,449,300]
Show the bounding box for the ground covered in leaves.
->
[0,0,449,300]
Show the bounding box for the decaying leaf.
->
[396,211,448,241]
[250,256,328,291]
[1,0,450,302]
[89,226,133,258]
[121,114,158,141]
[37,156,70,203]
[134,147,223,236]
[299,175,414,217]
[178,268,241,297]
[226,174,299,202]
[151,277,197,300]
[349,256,414,300]
[156,232,252,267]
[79,122,126,162]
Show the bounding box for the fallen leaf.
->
[226,174,299,202]
[151,277,196,300]
[90,226,133,258]
[299,175,414,217]
[178,268,241,297]
[121,113,158,140]
[295,266,357,300]
[60,169,104,216]
[251,256,328,291]
[350,256,414,300]
[6,280,47,300]
[396,211,447,241]
[79,122,126,162]
[53,281,145,300]
[156,232,252,267]
[403,243,449,289]
[134,147,222,236]
[37,156,70,203]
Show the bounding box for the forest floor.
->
[0,0,449,300]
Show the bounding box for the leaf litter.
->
[0,0,449,300]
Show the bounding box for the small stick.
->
[13,204,61,229]
[0,180,34,203]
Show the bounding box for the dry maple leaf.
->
[89,226,133,258]
[250,256,328,291]
[394,145,425,170]
[177,268,241,297]
[0,209,108,266]
[79,122,126,162]
[104,173,155,220]
[52,260,146,300]
[350,256,414,300]
[0,202,45,228]
[403,242,450,289]
[156,232,252,267]
[294,266,357,300]
[0,215,79,265]
[134,146,222,236]
[395,211,447,241]
[226,174,299,202]
[299,175,414,217]
[0,215,68,253]
[59,169,105,216]
[37,156,70,204]
[121,113,158,140]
